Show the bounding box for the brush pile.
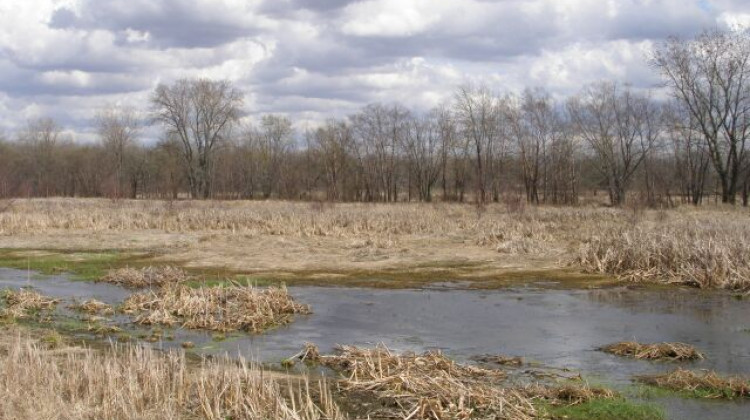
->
[1,289,59,319]
[299,343,537,420]
[601,341,704,361]
[122,284,311,333]
[99,266,189,288]
[69,299,114,315]
[636,368,750,399]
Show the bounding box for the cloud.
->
[0,0,746,140]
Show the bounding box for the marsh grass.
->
[545,398,665,420]
[600,342,704,362]
[99,266,190,288]
[1,289,59,319]
[122,283,311,333]
[0,334,345,420]
[635,369,750,399]
[69,299,114,315]
[299,343,537,420]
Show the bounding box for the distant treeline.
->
[1,29,749,206]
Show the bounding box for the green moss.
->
[546,398,665,420]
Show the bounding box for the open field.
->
[0,198,749,290]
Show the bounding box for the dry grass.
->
[471,354,525,367]
[69,299,114,315]
[99,266,190,288]
[522,383,618,406]
[578,219,750,291]
[1,289,59,319]
[636,369,750,399]
[299,343,537,420]
[2,198,750,290]
[600,342,704,361]
[0,334,345,420]
[121,283,311,333]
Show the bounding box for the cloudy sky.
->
[1,0,749,142]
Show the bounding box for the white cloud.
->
[0,0,746,139]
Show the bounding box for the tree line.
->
[1,29,749,206]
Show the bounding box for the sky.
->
[0,0,749,143]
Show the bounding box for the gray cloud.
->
[0,0,747,139]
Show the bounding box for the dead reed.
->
[299,343,537,420]
[0,334,345,420]
[636,369,750,399]
[99,266,189,288]
[600,341,704,361]
[471,354,524,367]
[69,299,114,315]
[122,283,311,333]
[578,220,750,291]
[522,383,618,405]
[1,289,59,319]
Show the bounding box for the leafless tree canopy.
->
[2,30,750,206]
[151,78,243,199]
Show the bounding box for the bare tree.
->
[567,82,659,206]
[403,112,442,201]
[257,115,294,198]
[151,78,243,199]
[314,119,353,201]
[95,106,141,198]
[664,102,710,205]
[454,85,503,203]
[19,118,63,197]
[653,29,750,204]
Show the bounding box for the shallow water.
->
[1,268,748,419]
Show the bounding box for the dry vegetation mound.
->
[636,369,750,399]
[0,334,344,420]
[300,343,536,420]
[298,343,618,420]
[600,342,704,361]
[1,289,59,319]
[122,284,311,333]
[578,221,750,291]
[99,266,189,288]
[69,299,114,315]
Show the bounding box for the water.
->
[1,268,748,419]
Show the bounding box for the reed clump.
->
[1,289,59,319]
[99,266,190,288]
[522,383,618,406]
[122,283,311,333]
[299,343,537,420]
[600,341,704,361]
[69,299,114,315]
[0,334,345,420]
[636,369,750,399]
[471,354,524,367]
[578,221,750,291]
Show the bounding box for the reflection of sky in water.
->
[1,268,748,420]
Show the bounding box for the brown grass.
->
[636,368,750,399]
[69,299,114,315]
[600,341,704,361]
[471,354,525,367]
[0,334,345,420]
[2,198,750,290]
[522,383,618,405]
[299,343,537,420]
[99,266,190,288]
[578,220,750,291]
[1,289,59,319]
[121,283,311,333]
